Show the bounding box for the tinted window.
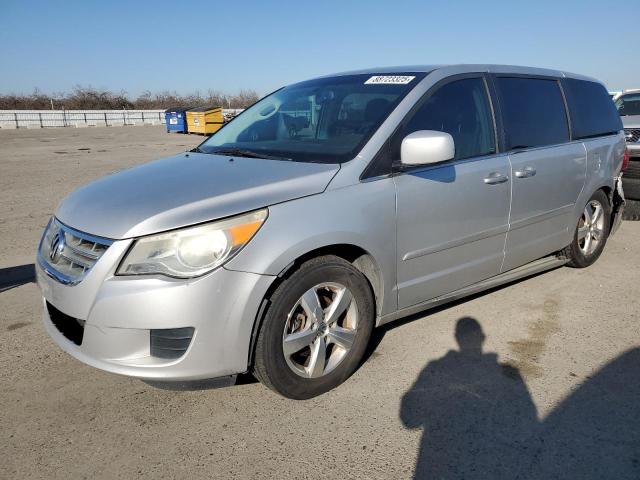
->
[564,79,623,139]
[615,93,640,117]
[496,77,569,149]
[400,77,495,160]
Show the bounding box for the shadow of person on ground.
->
[0,263,35,293]
[400,317,640,479]
[400,317,538,479]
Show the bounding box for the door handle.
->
[484,172,509,185]
[515,166,537,178]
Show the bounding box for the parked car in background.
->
[37,65,626,399]
[614,90,640,219]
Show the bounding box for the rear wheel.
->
[253,256,374,399]
[561,190,611,268]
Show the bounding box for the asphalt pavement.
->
[1,126,638,479]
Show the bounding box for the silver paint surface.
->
[39,64,624,381]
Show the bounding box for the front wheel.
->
[561,190,611,268]
[253,256,374,399]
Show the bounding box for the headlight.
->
[116,209,267,278]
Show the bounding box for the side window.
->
[400,77,496,161]
[496,77,569,149]
[564,79,623,139]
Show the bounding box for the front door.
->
[394,76,511,309]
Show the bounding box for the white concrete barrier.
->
[0,109,245,129]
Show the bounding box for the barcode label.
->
[365,75,415,85]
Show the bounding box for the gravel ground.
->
[1,126,638,479]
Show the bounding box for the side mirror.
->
[400,130,455,166]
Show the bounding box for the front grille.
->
[625,128,640,143]
[150,327,195,359]
[46,301,85,345]
[38,218,112,285]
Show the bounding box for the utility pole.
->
[50,98,54,110]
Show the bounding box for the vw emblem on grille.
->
[626,132,634,140]
[49,231,65,263]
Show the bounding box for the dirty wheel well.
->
[246,244,382,369]
[597,185,620,233]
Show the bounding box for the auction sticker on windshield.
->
[365,75,415,85]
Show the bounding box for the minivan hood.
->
[55,153,339,239]
[622,115,640,129]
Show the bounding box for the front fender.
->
[225,179,398,316]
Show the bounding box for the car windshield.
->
[198,73,426,163]
[615,93,640,116]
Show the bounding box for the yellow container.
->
[186,106,224,135]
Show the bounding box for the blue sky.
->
[1,0,636,96]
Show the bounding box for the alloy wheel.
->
[282,282,358,378]
[578,200,605,256]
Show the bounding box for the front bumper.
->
[622,149,640,199]
[626,143,640,158]
[37,238,274,381]
[622,176,640,200]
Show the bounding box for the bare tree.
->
[0,86,262,110]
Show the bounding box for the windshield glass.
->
[199,73,425,163]
[615,93,640,116]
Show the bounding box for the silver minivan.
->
[37,65,627,398]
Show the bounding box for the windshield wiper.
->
[211,148,291,161]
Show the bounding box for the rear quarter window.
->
[562,79,623,139]
[496,77,569,150]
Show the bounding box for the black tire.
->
[622,199,640,221]
[253,255,375,399]
[560,190,611,268]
